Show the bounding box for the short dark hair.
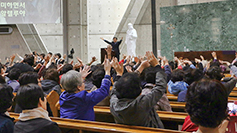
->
[168,61,176,70]
[48,52,53,56]
[206,66,224,81]
[61,64,73,75]
[113,37,117,40]
[55,53,61,58]
[43,68,59,83]
[19,72,39,85]
[144,67,160,84]
[16,84,45,110]
[184,68,204,85]
[170,69,185,83]
[115,72,141,99]
[23,54,34,66]
[92,67,105,88]
[40,53,45,58]
[210,61,220,68]
[0,84,13,113]
[186,79,228,128]
[8,68,21,80]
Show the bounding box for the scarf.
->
[19,107,51,121]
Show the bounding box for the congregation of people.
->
[0,46,237,133]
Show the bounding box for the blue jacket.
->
[168,80,189,95]
[59,75,111,121]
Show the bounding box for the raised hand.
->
[77,57,84,66]
[63,54,67,59]
[146,51,159,67]
[80,65,91,79]
[104,56,111,76]
[195,58,201,63]
[34,63,42,70]
[73,63,83,70]
[10,54,16,62]
[111,57,123,76]
[125,65,133,73]
[163,56,169,66]
[92,56,97,62]
[200,55,204,61]
[219,60,230,66]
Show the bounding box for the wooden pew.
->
[233,87,237,91]
[229,91,237,97]
[9,112,186,133]
[168,94,237,101]
[55,104,187,130]
[93,106,187,130]
[46,90,60,117]
[94,106,187,123]
[228,97,237,101]
[224,74,232,77]
[169,101,186,112]
[56,104,187,123]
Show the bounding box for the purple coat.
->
[59,75,111,121]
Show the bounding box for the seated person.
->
[184,79,229,133]
[177,68,204,102]
[7,54,34,73]
[0,84,14,133]
[206,66,237,95]
[7,68,21,92]
[59,59,111,121]
[110,51,166,128]
[91,66,110,106]
[41,68,61,95]
[14,84,61,133]
[168,69,188,95]
[142,66,172,111]
[15,72,53,116]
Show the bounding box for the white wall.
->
[35,23,63,55]
[88,0,130,64]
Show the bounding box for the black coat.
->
[104,39,122,56]
[14,118,61,133]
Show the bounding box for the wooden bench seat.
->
[93,106,187,130]
[94,106,187,123]
[167,94,237,101]
[55,104,187,130]
[229,91,237,97]
[9,112,186,133]
[169,101,186,112]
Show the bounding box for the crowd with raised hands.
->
[0,49,237,133]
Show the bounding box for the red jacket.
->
[181,115,199,132]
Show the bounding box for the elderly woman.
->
[59,58,111,121]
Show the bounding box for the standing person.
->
[125,23,137,57]
[100,37,123,61]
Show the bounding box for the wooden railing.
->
[9,112,186,133]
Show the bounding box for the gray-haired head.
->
[60,70,83,93]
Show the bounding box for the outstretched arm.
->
[100,37,112,44]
